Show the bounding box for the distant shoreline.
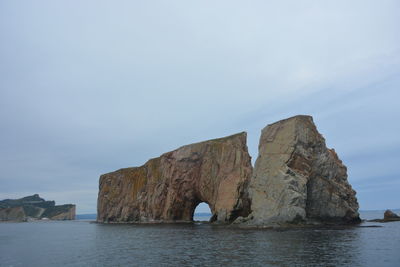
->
[75,210,400,222]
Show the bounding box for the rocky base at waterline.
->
[0,194,76,222]
[368,210,400,223]
[97,115,360,227]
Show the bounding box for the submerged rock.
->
[97,115,360,226]
[241,115,360,226]
[0,194,76,221]
[97,133,252,223]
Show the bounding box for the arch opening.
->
[192,202,212,222]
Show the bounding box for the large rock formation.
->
[240,115,360,226]
[97,115,360,226]
[97,133,252,223]
[0,194,76,221]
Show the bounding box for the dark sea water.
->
[1,211,399,267]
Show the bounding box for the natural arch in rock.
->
[97,115,360,226]
[193,202,212,221]
[97,132,253,223]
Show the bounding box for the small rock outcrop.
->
[97,115,360,226]
[369,210,400,223]
[384,210,400,220]
[97,133,252,223]
[0,194,76,221]
[240,116,360,226]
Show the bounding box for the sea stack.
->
[239,115,360,226]
[97,115,360,226]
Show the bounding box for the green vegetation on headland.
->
[42,204,75,218]
[0,194,76,222]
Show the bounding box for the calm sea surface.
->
[0,211,399,267]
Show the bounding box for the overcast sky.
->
[0,0,399,214]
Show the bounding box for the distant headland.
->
[0,194,75,222]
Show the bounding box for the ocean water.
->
[0,211,399,267]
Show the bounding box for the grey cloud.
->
[0,0,399,213]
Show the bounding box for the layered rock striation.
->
[97,133,252,223]
[0,194,76,221]
[97,115,360,226]
[240,116,360,226]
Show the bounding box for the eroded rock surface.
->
[240,115,360,226]
[97,115,360,226]
[97,132,252,223]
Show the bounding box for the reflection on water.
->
[0,218,399,266]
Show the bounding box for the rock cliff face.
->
[97,133,252,223]
[0,194,76,221]
[97,115,360,226]
[42,204,76,220]
[0,206,26,222]
[241,115,360,226]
